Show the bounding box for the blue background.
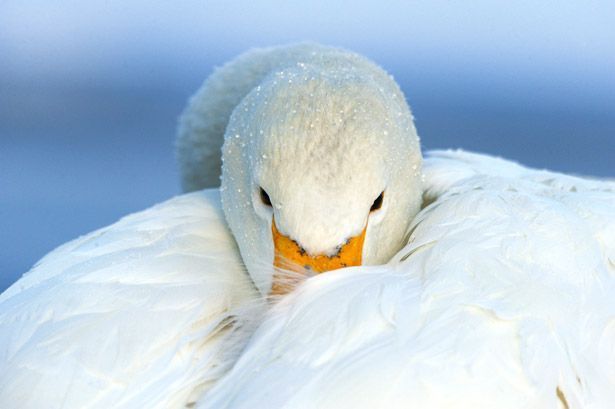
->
[1,0,614,290]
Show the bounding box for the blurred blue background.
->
[1,0,614,291]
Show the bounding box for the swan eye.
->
[370,191,384,212]
[260,188,272,207]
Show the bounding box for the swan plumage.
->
[0,191,262,408]
[1,151,614,408]
[201,150,615,408]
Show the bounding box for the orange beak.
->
[270,218,367,295]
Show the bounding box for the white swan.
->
[1,43,614,409]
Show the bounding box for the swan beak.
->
[270,218,367,295]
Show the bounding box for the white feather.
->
[0,190,263,408]
[200,151,615,409]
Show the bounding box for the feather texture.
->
[1,152,613,408]
[0,190,262,409]
[200,150,615,409]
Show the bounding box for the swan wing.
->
[0,190,259,409]
[200,150,615,409]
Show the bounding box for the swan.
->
[0,43,613,409]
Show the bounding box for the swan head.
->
[221,63,422,295]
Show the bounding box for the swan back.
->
[200,151,615,409]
